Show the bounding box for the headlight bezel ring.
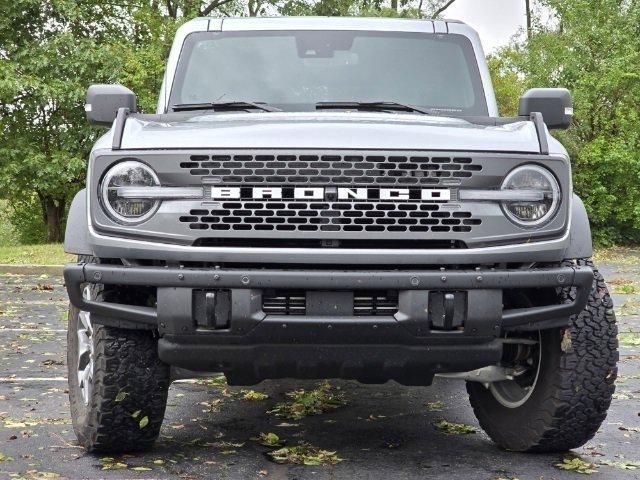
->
[500,164,561,228]
[99,160,161,225]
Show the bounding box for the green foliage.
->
[487,52,527,117]
[5,197,49,245]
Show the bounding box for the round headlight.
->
[501,165,560,226]
[100,161,160,224]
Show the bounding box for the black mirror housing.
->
[85,85,137,126]
[518,88,572,130]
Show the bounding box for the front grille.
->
[179,201,481,233]
[93,149,571,249]
[180,153,482,186]
[261,290,399,316]
[262,290,306,315]
[354,291,399,316]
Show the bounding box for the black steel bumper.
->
[63,263,593,385]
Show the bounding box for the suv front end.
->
[62,17,617,455]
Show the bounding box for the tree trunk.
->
[44,197,64,243]
[525,0,532,40]
[391,0,398,11]
[248,0,260,16]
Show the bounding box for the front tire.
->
[467,259,618,452]
[67,281,170,453]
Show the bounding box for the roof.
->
[191,16,468,33]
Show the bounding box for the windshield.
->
[169,30,488,116]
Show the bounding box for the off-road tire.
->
[67,259,170,453]
[467,259,618,452]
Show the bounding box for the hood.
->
[115,111,542,153]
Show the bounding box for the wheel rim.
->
[76,286,94,405]
[489,332,542,408]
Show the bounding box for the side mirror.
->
[85,84,137,126]
[518,88,573,130]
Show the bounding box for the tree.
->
[0,1,126,242]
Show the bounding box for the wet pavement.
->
[0,254,638,479]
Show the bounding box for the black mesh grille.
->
[180,153,482,186]
[179,202,481,233]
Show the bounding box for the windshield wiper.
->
[316,101,435,115]
[172,101,281,113]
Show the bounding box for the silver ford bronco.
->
[63,16,618,453]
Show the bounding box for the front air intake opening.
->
[261,289,399,316]
[193,238,467,249]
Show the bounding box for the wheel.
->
[467,259,618,452]
[67,264,170,453]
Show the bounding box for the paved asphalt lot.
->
[0,254,638,479]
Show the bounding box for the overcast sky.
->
[444,0,529,52]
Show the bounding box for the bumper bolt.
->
[93,272,102,281]
[213,274,220,281]
[241,276,250,285]
[441,276,447,283]
[557,274,566,284]
[476,275,483,282]
[410,276,420,286]
[178,273,184,280]
[160,322,166,328]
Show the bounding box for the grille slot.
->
[262,290,306,315]
[354,291,399,316]
[261,290,399,316]
[179,202,481,233]
[181,154,482,185]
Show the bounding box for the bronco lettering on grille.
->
[210,187,451,202]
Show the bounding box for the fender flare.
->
[564,194,593,259]
[64,189,92,256]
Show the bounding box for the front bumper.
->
[64,263,593,385]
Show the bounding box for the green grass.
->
[0,244,74,265]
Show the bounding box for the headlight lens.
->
[501,165,560,226]
[100,161,160,223]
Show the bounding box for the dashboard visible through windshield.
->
[170,30,488,116]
